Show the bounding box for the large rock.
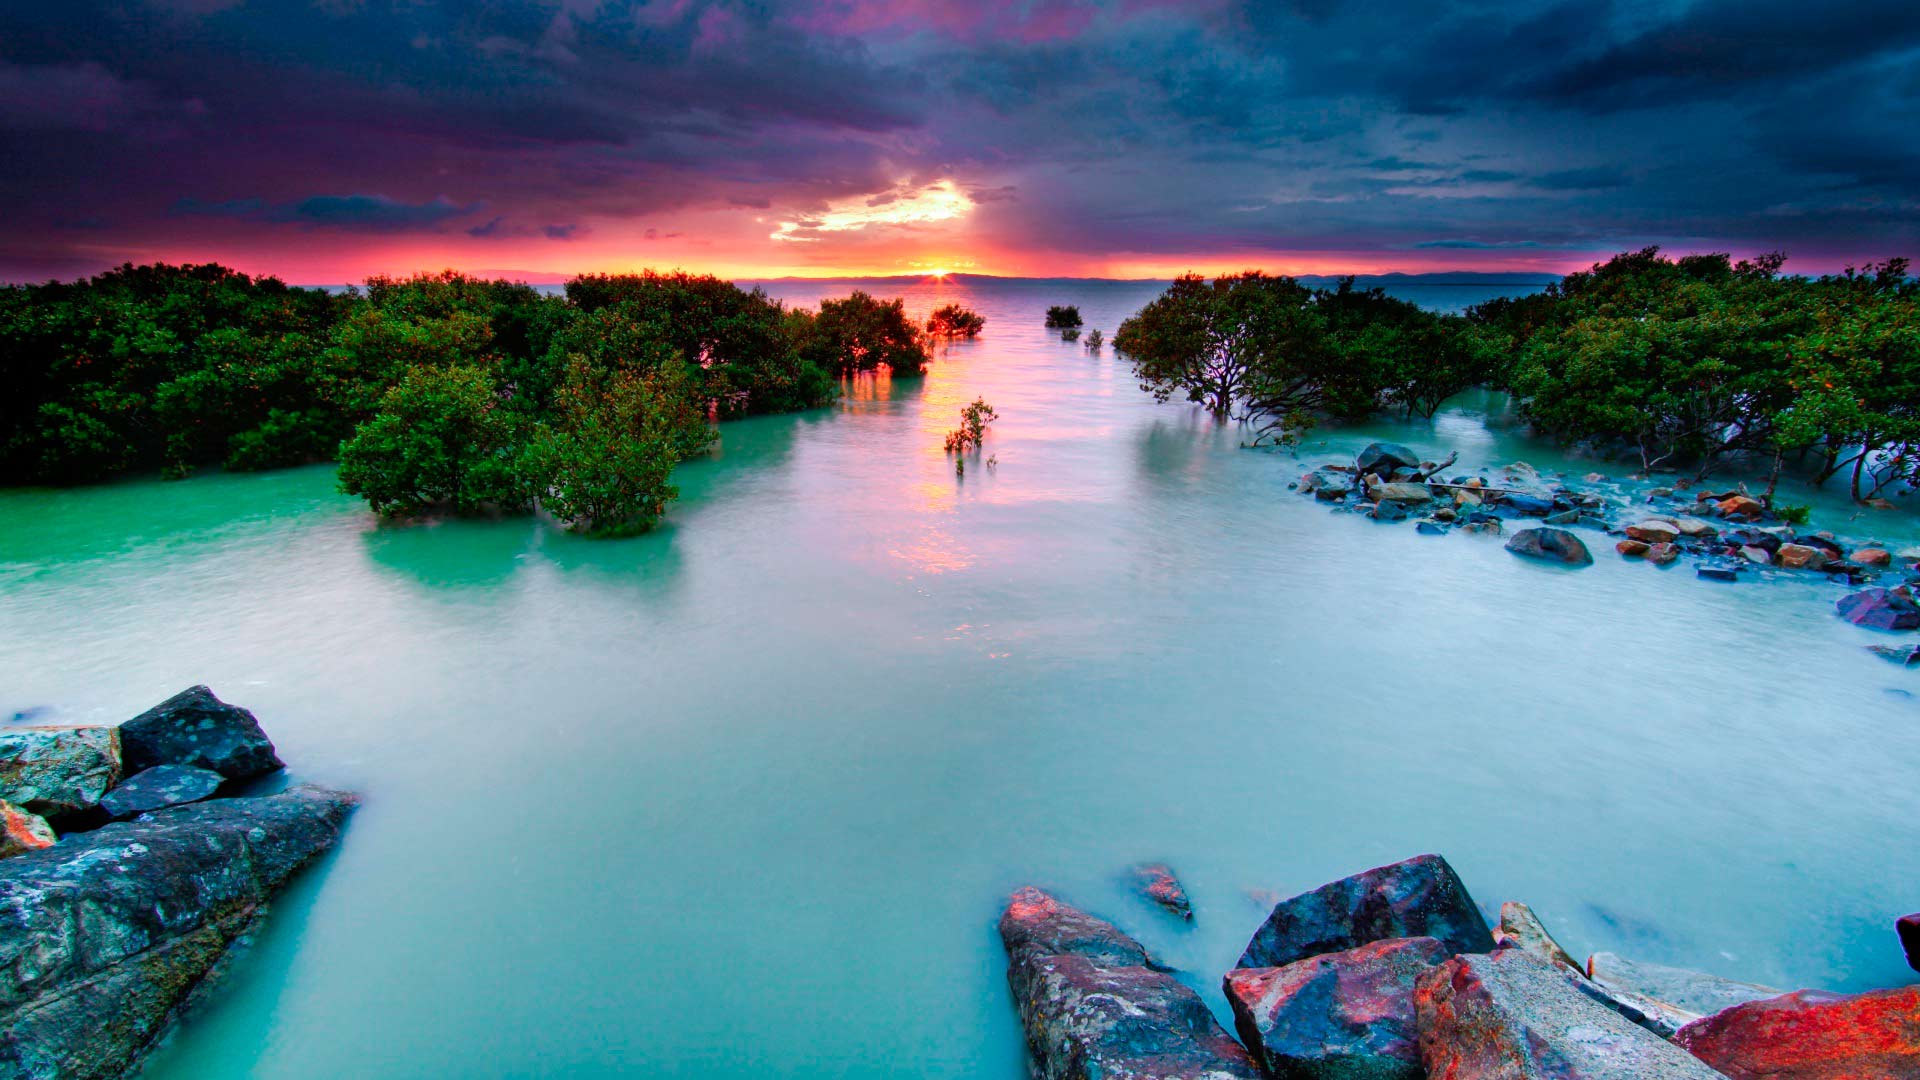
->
[1624,520,1679,543]
[1673,986,1920,1079]
[1237,854,1494,970]
[120,686,283,780]
[1504,527,1593,566]
[1370,482,1434,505]
[1900,914,1920,973]
[0,785,357,1080]
[98,764,225,820]
[1587,952,1781,1022]
[1357,442,1421,478]
[999,887,1261,1080]
[1500,493,1556,516]
[1835,587,1920,631]
[0,801,55,859]
[1414,948,1726,1079]
[0,726,121,818]
[1226,936,1446,1080]
[1776,543,1830,571]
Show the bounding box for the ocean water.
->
[1,278,1914,1078]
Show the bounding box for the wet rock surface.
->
[1835,587,1920,631]
[1130,863,1193,920]
[1225,935,1447,1080]
[1505,527,1593,565]
[0,785,357,1080]
[0,801,55,859]
[98,764,226,820]
[999,886,1261,1080]
[1493,901,1581,974]
[0,726,121,818]
[1415,948,1726,1078]
[1237,853,1494,970]
[120,686,284,781]
[1673,986,1920,1080]
[1586,951,1781,1021]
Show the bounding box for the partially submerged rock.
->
[98,764,225,820]
[120,686,284,780]
[1505,527,1593,566]
[1899,914,1920,973]
[0,800,55,859]
[1836,588,1920,631]
[1237,853,1494,970]
[0,725,122,818]
[1673,985,1920,1079]
[1415,948,1725,1078]
[1587,951,1781,1021]
[0,785,357,1080]
[1130,863,1193,921]
[999,886,1260,1080]
[1356,442,1420,478]
[1493,901,1581,974]
[1225,936,1446,1080]
[1624,520,1679,543]
[1369,481,1434,505]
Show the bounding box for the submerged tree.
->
[1044,305,1083,329]
[799,291,930,375]
[336,365,531,517]
[943,398,998,475]
[926,303,986,339]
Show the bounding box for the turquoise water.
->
[1,279,1916,1078]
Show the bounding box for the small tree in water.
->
[926,303,985,339]
[1044,305,1082,329]
[944,398,998,475]
[1085,329,1104,350]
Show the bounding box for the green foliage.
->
[1775,503,1812,525]
[927,303,986,338]
[521,355,715,537]
[335,365,531,517]
[1044,305,1083,329]
[799,291,930,375]
[1085,329,1104,350]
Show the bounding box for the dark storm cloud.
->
[1,0,1916,278]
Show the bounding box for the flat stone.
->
[1505,527,1593,566]
[1740,545,1772,565]
[1624,521,1679,543]
[98,764,225,820]
[1501,493,1556,516]
[1237,853,1494,969]
[120,686,283,781]
[1673,517,1717,538]
[0,726,122,818]
[1616,540,1650,558]
[1674,985,1920,1079]
[0,786,357,1080]
[1836,587,1920,631]
[1854,547,1893,567]
[1415,948,1726,1079]
[1776,544,1829,570]
[999,887,1261,1080]
[1130,863,1193,920]
[0,800,55,859]
[1226,936,1447,1080]
[1370,482,1433,505]
[1584,952,1781,1037]
[1494,902,1581,973]
[1698,565,1740,582]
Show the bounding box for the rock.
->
[1698,565,1740,582]
[1867,644,1920,665]
[1869,497,1897,510]
[1836,587,1920,631]
[1493,902,1581,974]
[120,686,283,781]
[1740,545,1772,565]
[1584,472,1607,483]
[1544,509,1581,525]
[1648,487,1673,498]
[999,887,1260,1080]
[1130,863,1193,920]
[1501,492,1555,516]
[1357,443,1421,477]
[1225,936,1447,1080]
[1897,547,1920,565]
[1673,985,1920,1079]
[1369,481,1433,505]
[1237,854,1494,970]
[1414,948,1726,1079]
[1899,914,1919,973]
[1370,501,1411,522]
[1801,535,1847,558]
[1454,488,1484,508]
[1854,547,1893,567]
[0,800,55,859]
[1416,521,1448,536]
[1624,521,1679,543]
[98,764,225,820]
[1433,508,1458,522]
[0,726,121,818]
[1776,544,1830,570]
[1504,528,1593,566]
[1718,495,1765,519]
[1584,952,1781,1037]
[1673,516,1717,538]
[1462,521,1503,537]
[1316,485,1350,502]
[0,785,357,1080]
[1616,540,1650,558]
[1723,528,1781,553]
[1647,543,1680,565]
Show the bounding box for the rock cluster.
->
[999,854,1920,1078]
[0,686,354,1080]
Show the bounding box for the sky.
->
[3,0,1917,283]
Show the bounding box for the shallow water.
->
[2,279,1917,1079]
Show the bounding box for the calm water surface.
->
[1,279,1916,1078]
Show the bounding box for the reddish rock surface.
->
[1674,986,1920,1079]
[1616,540,1650,558]
[1130,862,1194,920]
[0,799,55,858]
[999,887,1261,1080]
[1226,936,1446,1079]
